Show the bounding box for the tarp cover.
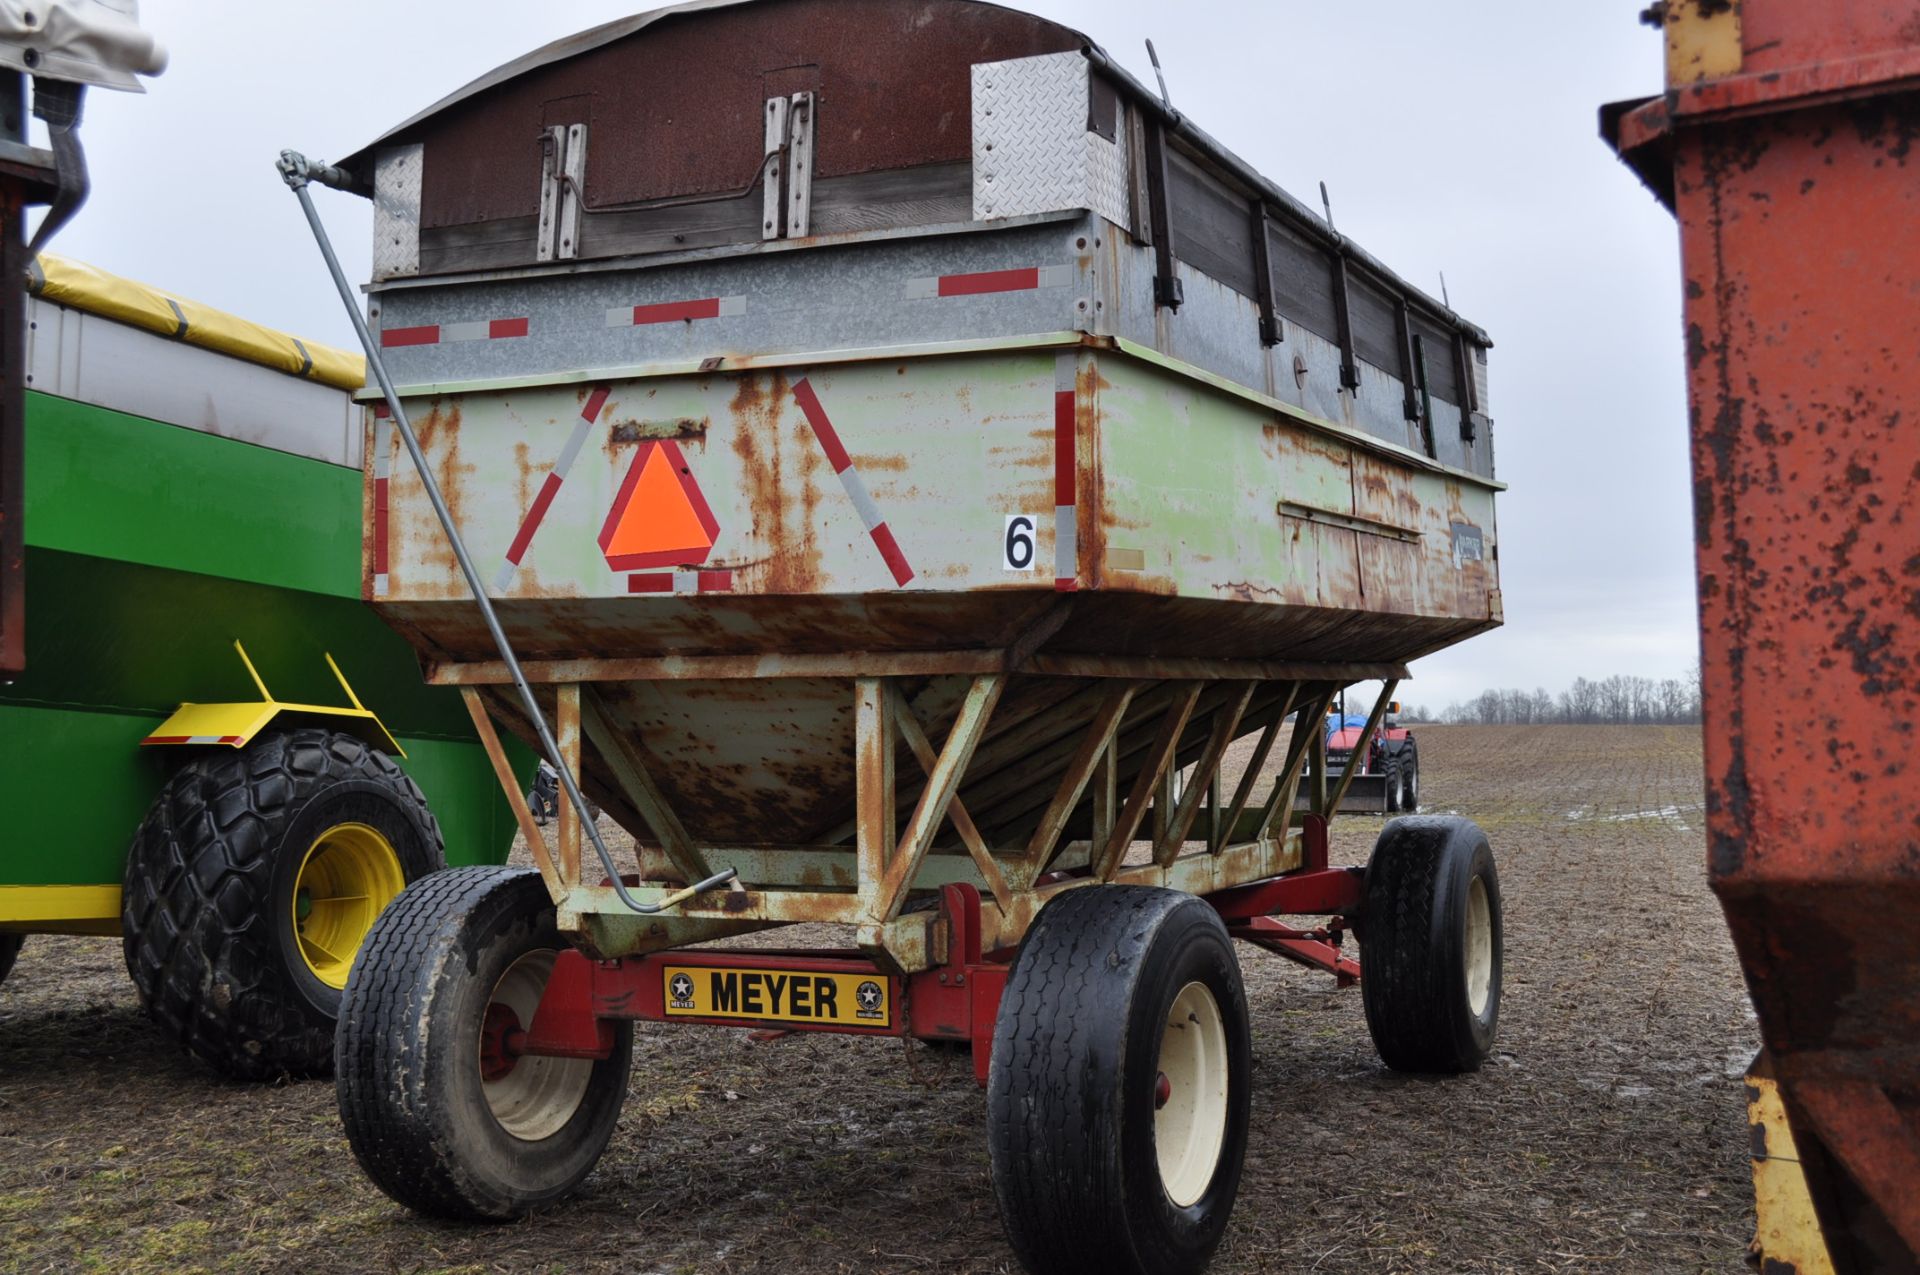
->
[27,253,364,390]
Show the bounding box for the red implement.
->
[1605,3,1920,1266]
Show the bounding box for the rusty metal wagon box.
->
[289,4,1512,1266]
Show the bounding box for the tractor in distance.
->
[1318,696,1421,815]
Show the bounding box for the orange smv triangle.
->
[597,439,720,571]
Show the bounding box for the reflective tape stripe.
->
[838,466,884,533]
[905,264,1074,300]
[791,377,914,587]
[496,385,614,590]
[1054,505,1077,592]
[380,318,530,347]
[608,295,747,327]
[372,412,393,597]
[1054,352,1078,591]
[629,569,734,595]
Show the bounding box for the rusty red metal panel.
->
[404,0,1079,230]
[1608,3,1920,1264]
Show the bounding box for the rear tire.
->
[1401,752,1421,812]
[988,886,1251,1275]
[1382,755,1403,813]
[0,933,22,987]
[335,867,633,1220]
[121,729,443,1080]
[1360,816,1501,1072]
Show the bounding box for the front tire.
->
[335,867,633,1220]
[1360,816,1501,1072]
[988,886,1251,1275]
[121,729,443,1080]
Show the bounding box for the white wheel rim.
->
[481,949,593,1141]
[1464,876,1493,1018]
[1154,981,1230,1207]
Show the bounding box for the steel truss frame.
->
[454,653,1400,1076]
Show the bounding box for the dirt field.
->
[0,725,1757,1273]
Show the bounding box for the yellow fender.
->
[140,641,404,757]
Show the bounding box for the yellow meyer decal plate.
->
[662,964,892,1029]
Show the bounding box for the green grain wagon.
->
[0,256,527,1079]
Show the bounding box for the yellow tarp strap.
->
[26,252,366,392]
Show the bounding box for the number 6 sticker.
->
[1003,514,1038,572]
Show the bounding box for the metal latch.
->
[760,92,815,241]
[537,123,587,262]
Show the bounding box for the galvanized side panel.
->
[369,218,1092,390]
[1094,228,1485,477]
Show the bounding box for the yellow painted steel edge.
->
[0,885,122,935]
[1662,0,1744,85]
[27,252,365,391]
[1746,1071,1837,1275]
[140,701,405,757]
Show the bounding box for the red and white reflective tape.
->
[1054,353,1078,592]
[372,403,393,598]
[790,378,915,588]
[494,386,613,593]
[606,295,747,328]
[380,317,530,348]
[903,264,1073,300]
[628,569,735,595]
[142,734,243,746]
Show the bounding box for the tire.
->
[1360,816,1501,1073]
[121,728,444,1080]
[988,886,1251,1275]
[336,867,633,1220]
[1402,751,1421,813]
[1382,754,1403,813]
[0,933,22,986]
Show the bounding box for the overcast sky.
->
[44,0,1696,712]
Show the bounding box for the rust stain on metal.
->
[1608,9,1920,1265]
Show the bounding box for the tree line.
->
[1402,671,1703,727]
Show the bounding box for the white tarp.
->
[0,0,165,91]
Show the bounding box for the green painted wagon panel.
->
[24,391,360,597]
[0,395,529,908]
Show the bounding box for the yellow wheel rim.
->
[293,823,407,989]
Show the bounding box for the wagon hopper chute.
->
[284,1,1511,1268]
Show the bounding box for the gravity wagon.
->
[289,2,1510,1270]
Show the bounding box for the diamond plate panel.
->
[973,53,1130,232]
[373,144,423,281]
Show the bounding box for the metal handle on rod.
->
[277,150,735,914]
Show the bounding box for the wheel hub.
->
[1154,980,1230,1207]
[479,1002,525,1082]
[479,949,594,1141]
[292,822,407,990]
